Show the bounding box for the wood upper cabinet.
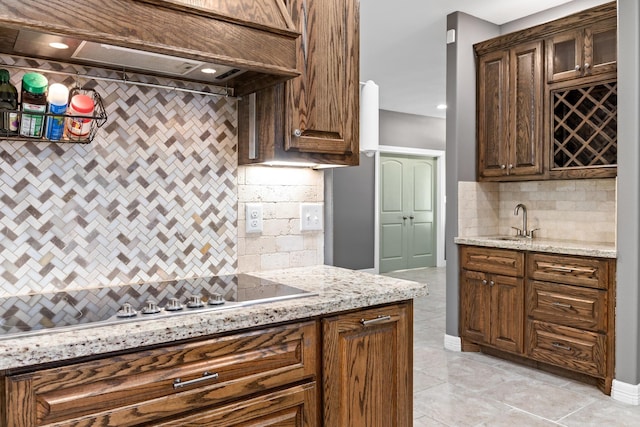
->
[322,302,412,427]
[477,40,543,180]
[238,0,360,166]
[475,1,617,181]
[546,18,617,179]
[459,246,525,354]
[546,17,616,83]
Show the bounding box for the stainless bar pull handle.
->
[360,315,392,327]
[552,302,573,309]
[552,342,572,351]
[173,371,219,389]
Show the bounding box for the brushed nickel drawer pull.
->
[551,342,572,351]
[548,266,574,273]
[539,262,597,275]
[173,371,219,389]
[552,302,573,309]
[360,315,392,326]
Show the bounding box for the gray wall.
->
[446,0,640,387]
[326,111,445,271]
[445,12,499,337]
[380,110,446,151]
[327,154,376,270]
[616,0,640,387]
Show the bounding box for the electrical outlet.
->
[245,203,263,233]
[300,203,323,231]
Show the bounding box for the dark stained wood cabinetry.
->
[238,0,360,166]
[4,322,319,427]
[546,17,617,83]
[0,0,301,96]
[475,1,617,181]
[459,245,615,395]
[322,302,412,427]
[3,302,414,426]
[459,246,525,354]
[526,253,615,393]
[477,41,543,180]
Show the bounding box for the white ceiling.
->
[360,0,581,118]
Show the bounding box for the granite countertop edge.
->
[0,265,428,371]
[454,236,617,258]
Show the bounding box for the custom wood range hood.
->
[0,0,301,96]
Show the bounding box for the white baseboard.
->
[612,380,640,405]
[444,334,461,352]
[358,268,376,274]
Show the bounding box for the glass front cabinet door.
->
[546,17,616,83]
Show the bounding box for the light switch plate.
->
[245,203,263,233]
[300,203,323,231]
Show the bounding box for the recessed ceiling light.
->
[49,42,69,50]
[437,104,447,110]
[201,68,217,74]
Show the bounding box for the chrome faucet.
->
[513,203,538,238]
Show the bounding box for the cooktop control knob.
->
[208,293,226,305]
[141,299,161,314]
[116,303,138,318]
[165,297,184,311]
[187,294,204,308]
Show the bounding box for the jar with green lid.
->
[0,69,18,135]
[19,72,48,138]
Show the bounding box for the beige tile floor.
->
[383,267,640,427]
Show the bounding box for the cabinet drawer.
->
[527,253,610,289]
[527,280,607,331]
[6,321,318,427]
[153,382,317,426]
[460,246,524,277]
[527,320,605,377]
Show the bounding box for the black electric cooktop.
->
[0,274,314,339]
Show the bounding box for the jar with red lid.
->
[65,93,94,140]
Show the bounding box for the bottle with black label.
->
[20,72,48,138]
[0,69,19,135]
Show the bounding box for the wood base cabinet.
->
[459,246,525,354]
[459,245,615,394]
[4,322,319,427]
[526,253,615,393]
[2,302,415,426]
[322,302,412,427]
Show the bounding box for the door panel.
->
[408,159,435,268]
[380,158,406,272]
[380,155,436,273]
[381,160,404,212]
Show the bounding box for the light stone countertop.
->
[0,265,428,372]
[455,236,616,258]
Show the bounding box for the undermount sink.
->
[487,236,526,241]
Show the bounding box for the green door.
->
[379,154,436,273]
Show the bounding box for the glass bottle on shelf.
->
[0,69,19,135]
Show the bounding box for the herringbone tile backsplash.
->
[0,55,238,297]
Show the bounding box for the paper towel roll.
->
[360,80,379,157]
